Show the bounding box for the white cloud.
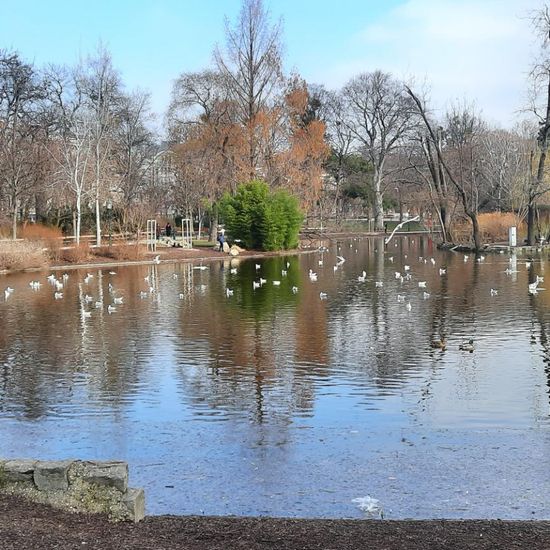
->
[313,0,541,126]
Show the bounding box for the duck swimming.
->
[430,337,447,350]
[459,339,475,352]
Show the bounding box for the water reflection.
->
[1,236,550,518]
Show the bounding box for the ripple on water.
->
[1,238,550,517]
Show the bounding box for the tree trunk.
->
[439,205,448,242]
[527,201,536,246]
[12,200,18,240]
[373,177,384,231]
[95,196,102,247]
[209,208,218,243]
[469,211,482,251]
[197,206,202,241]
[76,196,82,246]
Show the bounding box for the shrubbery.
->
[220,180,303,251]
[0,241,49,271]
[19,223,63,261]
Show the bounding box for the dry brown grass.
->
[19,223,64,261]
[93,243,145,261]
[453,212,525,244]
[0,241,49,271]
[0,224,11,239]
[19,223,62,241]
[59,243,91,264]
[478,212,525,242]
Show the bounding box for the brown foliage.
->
[0,241,49,271]
[19,223,63,262]
[276,84,330,209]
[93,243,145,261]
[453,212,524,243]
[169,76,329,213]
[60,243,90,264]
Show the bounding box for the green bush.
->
[220,180,303,251]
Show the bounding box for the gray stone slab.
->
[3,459,36,482]
[33,460,72,491]
[122,487,145,523]
[81,461,128,493]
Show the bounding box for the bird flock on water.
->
[2,240,546,352]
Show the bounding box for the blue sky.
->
[0,0,541,126]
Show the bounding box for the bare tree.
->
[525,5,550,245]
[46,65,93,244]
[215,0,283,178]
[114,90,154,208]
[343,71,415,230]
[79,45,121,246]
[479,128,528,213]
[0,50,47,238]
[166,70,230,140]
[407,87,494,250]
[322,88,355,222]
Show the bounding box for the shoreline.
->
[1,494,549,550]
[0,244,320,276]
[0,230,437,276]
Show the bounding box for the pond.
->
[1,235,550,519]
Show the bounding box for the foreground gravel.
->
[2,494,550,550]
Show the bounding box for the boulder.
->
[80,461,128,493]
[229,245,240,256]
[34,460,72,491]
[3,459,36,482]
[122,487,145,523]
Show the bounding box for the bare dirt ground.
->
[2,494,550,550]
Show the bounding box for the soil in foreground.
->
[2,495,550,550]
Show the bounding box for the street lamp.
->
[106,199,113,246]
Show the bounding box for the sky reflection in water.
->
[1,235,550,519]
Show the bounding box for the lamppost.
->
[106,199,113,246]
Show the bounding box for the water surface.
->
[1,235,550,519]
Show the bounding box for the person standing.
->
[218,227,225,252]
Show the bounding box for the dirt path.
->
[1,494,550,550]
